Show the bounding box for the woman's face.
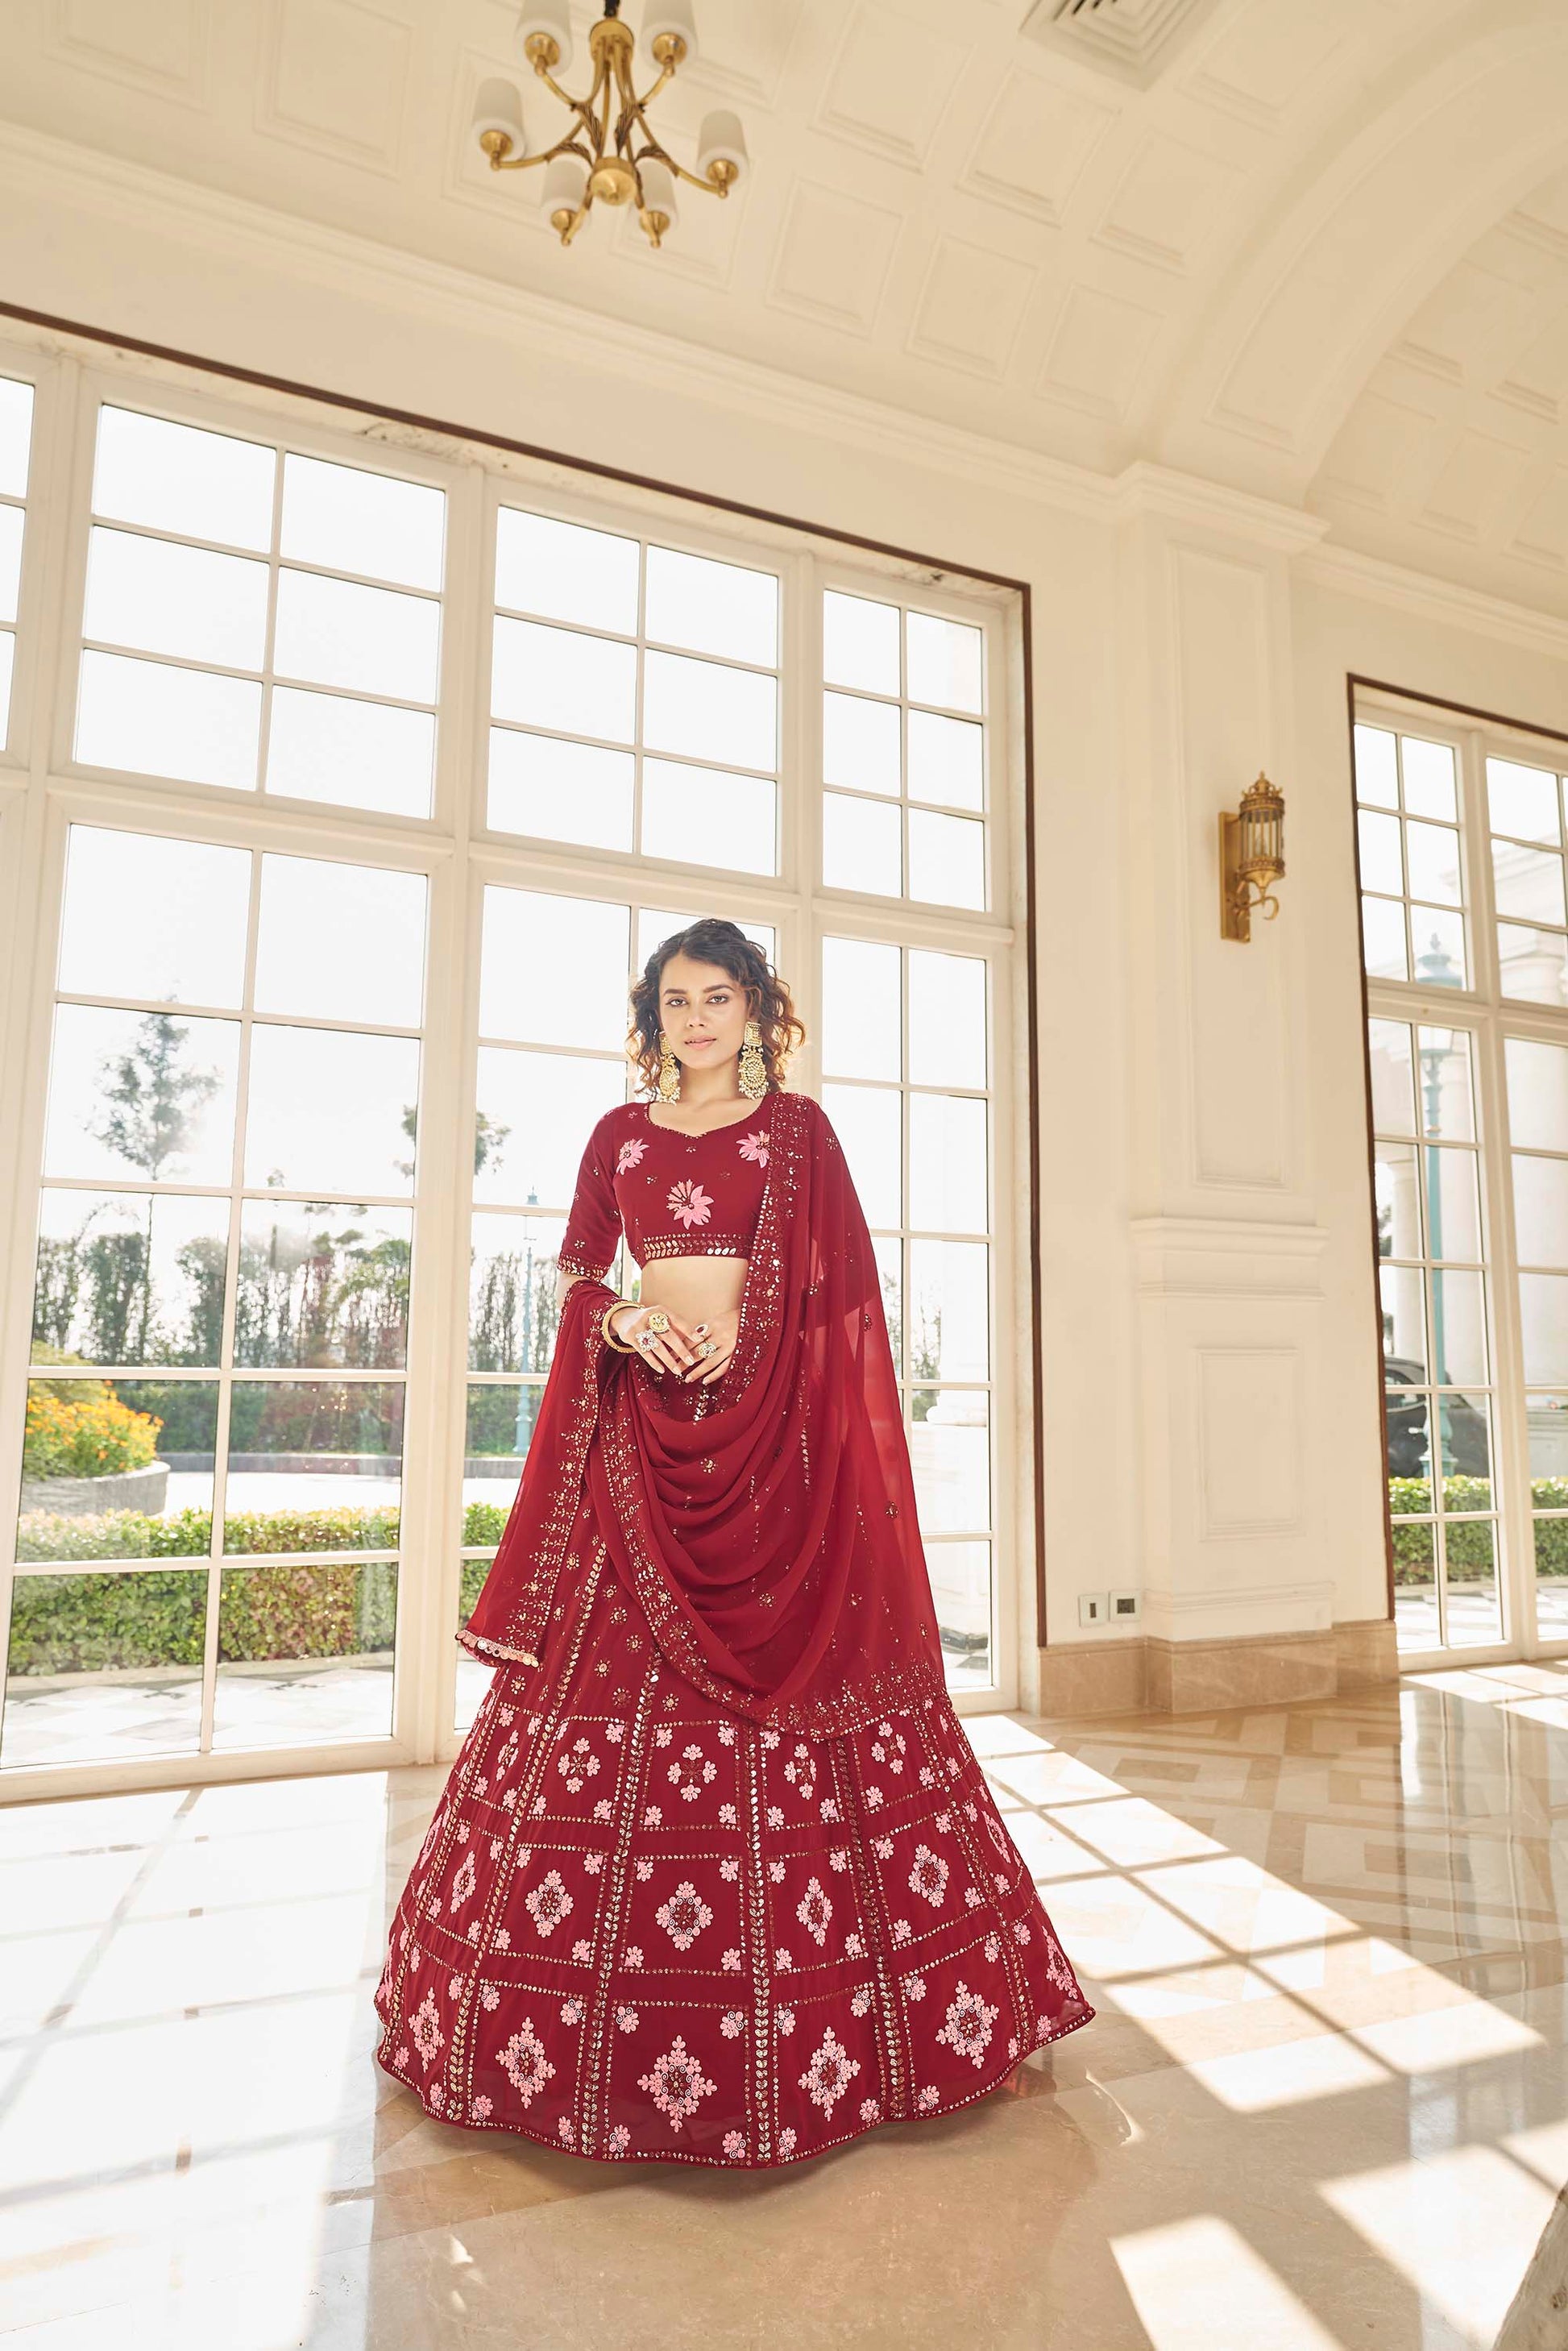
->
[657,953,749,1078]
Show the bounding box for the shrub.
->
[6,1560,396,1676]
[1389,1475,1568,1582]
[22,1389,163,1481]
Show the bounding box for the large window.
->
[0,339,1023,1792]
[1356,698,1568,1659]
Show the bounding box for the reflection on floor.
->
[5,1665,1568,2348]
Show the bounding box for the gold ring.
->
[695,1339,716,1358]
[646,1308,670,1333]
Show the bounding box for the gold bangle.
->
[601,1300,637,1352]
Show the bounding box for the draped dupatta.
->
[460,1091,947,1738]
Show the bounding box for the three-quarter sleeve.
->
[557,1115,620,1281]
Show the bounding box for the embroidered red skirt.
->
[374,1488,1094,2169]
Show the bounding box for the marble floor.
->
[6,1668,1568,2349]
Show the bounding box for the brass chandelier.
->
[473,0,747,250]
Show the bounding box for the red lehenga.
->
[375,1090,1093,2168]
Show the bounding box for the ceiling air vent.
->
[1021,0,1223,89]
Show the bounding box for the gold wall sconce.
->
[1219,771,1286,942]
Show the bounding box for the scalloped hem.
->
[455,1630,540,1667]
[372,1999,1094,2172]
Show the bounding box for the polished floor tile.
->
[6,1668,1568,2346]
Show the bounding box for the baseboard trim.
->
[1035,1618,1398,1719]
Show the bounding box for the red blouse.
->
[557,1098,775,1277]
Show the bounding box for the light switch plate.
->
[1078,1593,1108,1626]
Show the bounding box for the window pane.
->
[235,1202,412,1369]
[1488,758,1559,845]
[908,808,985,909]
[495,508,639,633]
[1429,1268,1487,1385]
[1380,1261,1425,1376]
[0,629,12,740]
[1505,1038,1568,1151]
[1422,1146,1481,1261]
[58,828,250,1009]
[1515,1157,1568,1267]
[93,407,276,550]
[1375,1139,1421,1261]
[0,376,34,500]
[1520,1275,1568,1386]
[1404,822,1462,904]
[641,758,776,875]
[1357,810,1403,895]
[645,546,778,666]
[823,591,899,696]
[280,454,444,591]
[1417,1026,1475,1140]
[909,1389,989,1535]
[1443,1520,1500,1648]
[1362,896,1408,982]
[823,692,899,795]
[492,616,636,741]
[470,1213,567,1372]
[907,709,983,811]
[1437,1389,1491,1487]
[254,856,427,1028]
[909,950,986,1089]
[18,1377,219,1560]
[44,1006,240,1186]
[820,1082,901,1227]
[31,1190,230,1368]
[1409,912,1466,990]
[267,687,435,820]
[643,650,777,770]
[1400,737,1457,820]
[274,570,439,702]
[222,1380,403,1551]
[909,1094,987,1233]
[822,938,900,1081]
[1353,724,1398,808]
[1492,841,1565,927]
[77,650,261,789]
[906,612,982,713]
[479,887,629,1049]
[243,1027,421,1195]
[213,1559,396,1749]
[0,502,22,625]
[1,1568,208,1771]
[1536,1518,1568,1643]
[1393,1519,1435,1651]
[473,1049,625,1207]
[488,730,633,849]
[1498,924,1568,1006]
[928,1542,993,1688]
[82,526,269,670]
[467,1387,539,1516]
[823,791,899,894]
[908,1239,989,1381]
[1369,1020,1417,1135]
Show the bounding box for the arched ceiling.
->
[4,0,1568,604]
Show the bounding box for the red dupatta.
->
[460,1090,948,1738]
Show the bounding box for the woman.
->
[375,918,1093,2167]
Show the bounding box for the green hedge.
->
[7,1560,398,1676]
[16,1502,505,1562]
[1391,1477,1568,1583]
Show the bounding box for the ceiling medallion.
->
[473,0,747,250]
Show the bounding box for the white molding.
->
[1115,459,1329,555]
[1296,538,1568,660]
[1141,1576,1335,1643]
[1130,1215,1329,1295]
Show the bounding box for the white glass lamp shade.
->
[639,156,679,228]
[696,108,746,179]
[473,79,527,155]
[519,0,573,71]
[542,152,589,214]
[645,0,699,61]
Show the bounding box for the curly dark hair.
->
[626,918,806,1099]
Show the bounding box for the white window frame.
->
[0,326,1031,1803]
[1357,683,1568,1670]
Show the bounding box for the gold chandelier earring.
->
[738,1018,767,1100]
[656,1029,681,1101]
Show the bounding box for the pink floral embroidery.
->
[500,2021,554,2105]
[616,1136,648,1175]
[639,2035,717,2129]
[737,1128,770,1166]
[798,2025,860,2117]
[666,1178,712,1228]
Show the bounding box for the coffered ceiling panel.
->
[257,0,413,174]
[44,0,210,105]
[907,235,1036,379]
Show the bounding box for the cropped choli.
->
[556,1098,774,1275]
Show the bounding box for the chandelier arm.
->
[492,128,597,174]
[632,64,677,112]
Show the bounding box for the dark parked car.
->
[1383,1355,1491,1479]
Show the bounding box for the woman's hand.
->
[682,1307,740,1385]
[608,1301,698,1378]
